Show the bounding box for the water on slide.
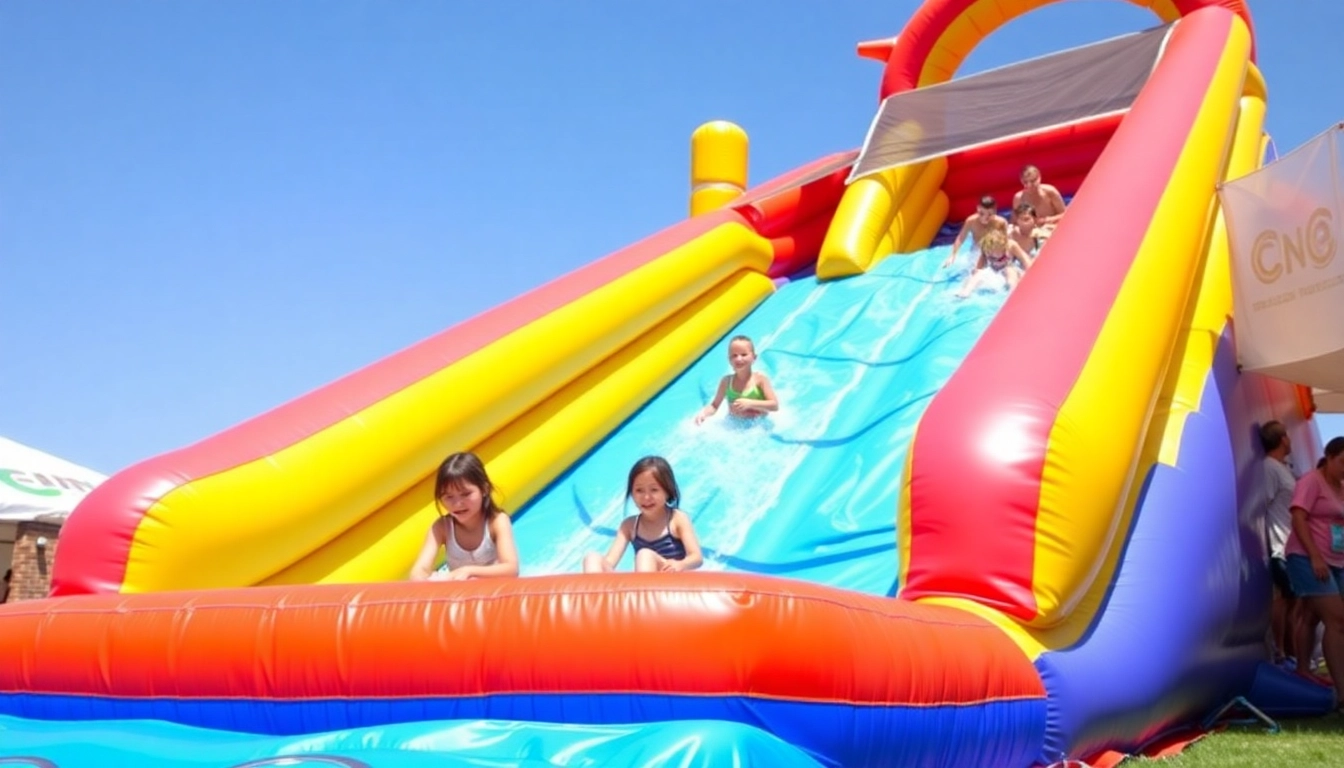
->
[513,244,1006,595]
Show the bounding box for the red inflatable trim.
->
[947,114,1124,171]
[944,141,1108,199]
[878,0,1254,99]
[768,214,832,278]
[943,122,1120,198]
[732,151,856,234]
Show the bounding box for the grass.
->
[1131,715,1344,766]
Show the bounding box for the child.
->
[695,335,779,424]
[409,451,520,581]
[955,230,1033,298]
[582,456,704,573]
[1009,202,1047,256]
[942,195,1009,268]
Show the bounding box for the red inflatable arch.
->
[878,0,1255,98]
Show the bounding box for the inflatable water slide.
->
[1,1,1333,766]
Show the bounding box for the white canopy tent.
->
[1314,389,1344,414]
[0,437,106,524]
[1219,124,1344,393]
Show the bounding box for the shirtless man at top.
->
[1012,165,1067,233]
[942,195,1009,268]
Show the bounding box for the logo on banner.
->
[1251,207,1337,284]
[0,469,96,498]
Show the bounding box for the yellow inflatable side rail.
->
[883,163,948,257]
[817,157,949,280]
[1157,85,1266,465]
[123,223,775,592]
[899,190,951,254]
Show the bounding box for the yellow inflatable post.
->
[690,121,749,216]
[901,191,951,253]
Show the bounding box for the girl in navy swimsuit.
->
[582,456,705,573]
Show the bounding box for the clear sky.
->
[2,0,1342,473]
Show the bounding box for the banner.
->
[1219,124,1344,391]
[0,437,106,523]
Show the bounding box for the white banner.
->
[1219,123,1344,391]
[0,437,106,523]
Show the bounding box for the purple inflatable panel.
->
[1034,329,1330,763]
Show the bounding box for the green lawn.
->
[1132,715,1344,766]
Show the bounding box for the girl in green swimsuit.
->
[694,335,780,424]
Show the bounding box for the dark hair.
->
[627,456,680,508]
[978,195,997,210]
[729,334,755,353]
[1325,436,1344,460]
[433,452,502,520]
[1320,457,1328,469]
[1013,202,1037,217]
[1259,420,1288,453]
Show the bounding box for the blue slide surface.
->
[514,245,1003,595]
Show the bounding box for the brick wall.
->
[8,521,60,601]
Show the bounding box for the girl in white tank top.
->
[444,516,498,570]
[408,452,520,581]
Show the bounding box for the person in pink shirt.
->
[1283,436,1344,706]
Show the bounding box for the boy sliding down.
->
[1009,203,1047,257]
[942,195,1008,268]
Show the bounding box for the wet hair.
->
[1259,420,1288,453]
[1013,202,1037,218]
[978,195,997,210]
[627,455,681,508]
[1021,164,1041,181]
[729,335,755,354]
[1325,436,1344,460]
[433,451,502,520]
[979,229,1009,252]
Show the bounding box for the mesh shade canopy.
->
[849,24,1173,183]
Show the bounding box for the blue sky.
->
[2,1,1342,473]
